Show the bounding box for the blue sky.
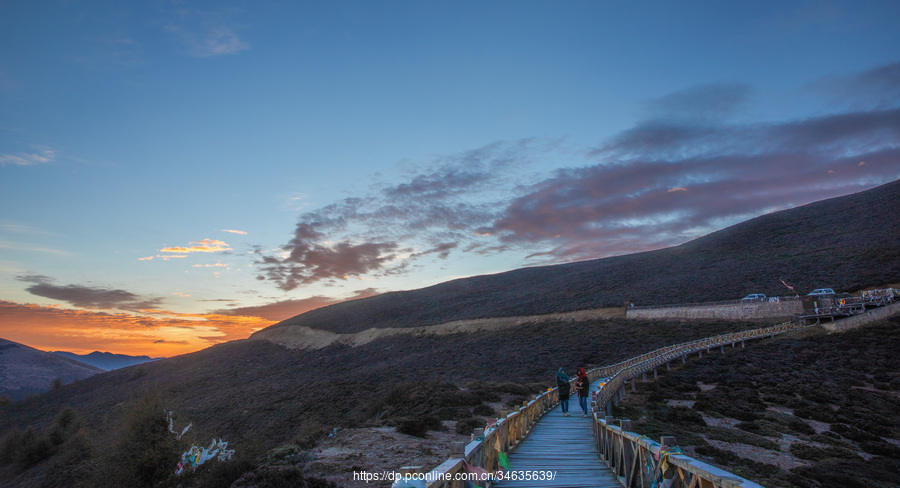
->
[1,1,899,355]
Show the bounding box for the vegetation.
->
[613,317,900,488]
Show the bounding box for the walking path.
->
[497,378,619,488]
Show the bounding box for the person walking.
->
[556,368,571,416]
[575,368,591,417]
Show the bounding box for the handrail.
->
[588,320,805,410]
[394,320,807,487]
[594,418,764,488]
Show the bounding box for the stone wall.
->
[823,301,900,333]
[625,300,803,321]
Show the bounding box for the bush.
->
[102,393,183,487]
[473,404,496,417]
[47,407,82,446]
[396,415,441,438]
[14,427,54,472]
[789,442,861,461]
[665,406,706,425]
[455,417,484,435]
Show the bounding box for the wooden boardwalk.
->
[498,379,619,488]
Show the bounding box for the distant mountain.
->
[0,338,104,401]
[259,179,900,335]
[52,350,160,371]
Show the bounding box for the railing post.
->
[620,419,634,484]
[450,441,465,458]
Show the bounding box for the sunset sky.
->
[2,1,899,357]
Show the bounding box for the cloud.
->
[490,98,900,260]
[255,140,545,290]
[804,61,900,111]
[0,146,55,166]
[16,275,163,311]
[165,9,248,58]
[0,300,274,356]
[221,229,247,235]
[0,240,69,255]
[641,82,752,122]
[257,65,900,290]
[159,239,231,254]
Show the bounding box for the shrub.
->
[665,406,706,425]
[455,417,484,435]
[396,415,441,438]
[472,404,496,417]
[102,394,183,487]
[789,443,861,461]
[14,427,54,472]
[47,407,82,446]
[0,428,22,465]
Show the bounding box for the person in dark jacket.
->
[575,368,591,417]
[556,368,571,416]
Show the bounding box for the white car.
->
[807,288,835,296]
[741,294,766,302]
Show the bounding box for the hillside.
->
[260,179,900,334]
[52,351,160,371]
[0,339,104,401]
[613,315,900,488]
[0,318,760,487]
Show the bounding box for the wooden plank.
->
[498,379,619,488]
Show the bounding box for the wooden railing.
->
[395,320,807,488]
[588,321,806,412]
[396,387,561,487]
[594,418,764,488]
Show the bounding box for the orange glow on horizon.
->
[0,300,275,357]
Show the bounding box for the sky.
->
[1,1,899,357]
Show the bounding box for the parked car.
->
[807,288,835,296]
[741,294,767,302]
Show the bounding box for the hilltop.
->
[0,339,104,401]
[259,179,900,335]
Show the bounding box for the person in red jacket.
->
[575,368,590,417]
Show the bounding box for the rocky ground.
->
[307,424,470,488]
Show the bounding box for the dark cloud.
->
[16,275,163,310]
[805,61,900,111]
[255,140,544,290]
[491,103,900,261]
[642,82,752,122]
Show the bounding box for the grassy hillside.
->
[613,316,900,488]
[264,179,900,334]
[0,318,759,487]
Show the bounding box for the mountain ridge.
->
[51,350,161,371]
[258,179,900,335]
[0,338,104,401]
